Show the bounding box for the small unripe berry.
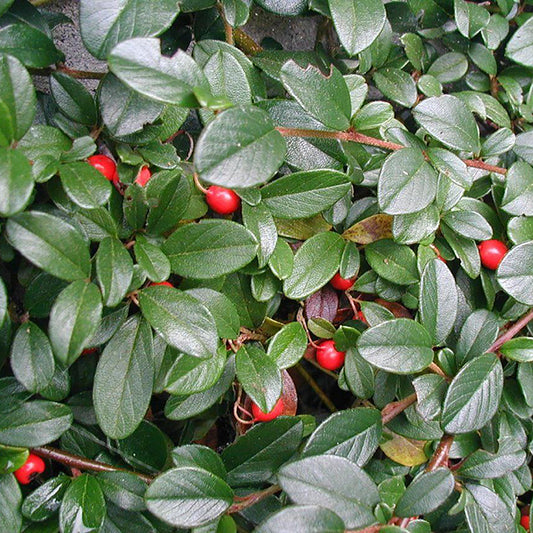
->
[205,186,241,215]
[316,339,346,371]
[135,166,151,187]
[330,272,355,291]
[88,155,118,183]
[252,398,284,422]
[14,453,45,485]
[478,239,508,270]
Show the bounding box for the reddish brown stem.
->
[276,127,508,176]
[489,307,533,353]
[227,484,280,513]
[381,393,417,424]
[32,446,153,484]
[30,66,106,79]
[426,434,454,472]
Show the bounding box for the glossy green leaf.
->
[6,211,91,281]
[501,161,533,216]
[194,105,286,188]
[145,467,234,528]
[500,337,533,363]
[59,161,112,209]
[0,146,33,217]
[373,68,417,107]
[458,448,526,480]
[357,319,434,374]
[365,239,418,285]
[10,322,55,393]
[283,232,344,300]
[138,285,218,358]
[163,219,257,279]
[256,505,345,533]
[497,241,533,305]
[506,16,533,68]
[49,281,103,367]
[0,474,22,533]
[94,315,153,439]
[455,309,499,367]
[442,210,493,241]
[171,444,226,478]
[442,353,503,434]
[50,72,97,125]
[464,484,514,533]
[96,471,147,512]
[22,474,71,522]
[134,238,170,283]
[267,322,307,369]
[242,202,277,268]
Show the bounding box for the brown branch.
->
[489,307,533,353]
[234,28,263,56]
[227,484,280,513]
[216,2,234,45]
[30,66,106,79]
[276,127,508,176]
[381,393,417,424]
[32,446,154,484]
[426,434,454,472]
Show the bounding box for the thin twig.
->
[193,172,209,194]
[234,28,263,55]
[32,446,153,484]
[489,307,533,353]
[227,484,280,513]
[30,66,106,79]
[428,362,448,379]
[381,393,417,424]
[426,434,454,472]
[295,363,337,413]
[216,2,234,45]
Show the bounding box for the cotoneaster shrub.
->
[1,0,533,531]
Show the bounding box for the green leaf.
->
[145,170,191,235]
[184,289,240,340]
[22,474,71,521]
[441,224,480,279]
[413,374,447,421]
[373,68,417,107]
[109,38,208,105]
[413,95,480,153]
[278,455,379,529]
[426,150,470,189]
[49,281,103,367]
[0,400,72,447]
[256,505,345,533]
[164,356,235,420]
[50,72,97,125]
[328,0,386,56]
[420,259,458,346]
[262,169,351,219]
[80,0,179,59]
[194,105,286,188]
[59,474,106,533]
[94,315,153,439]
[96,471,147,512]
[455,309,499,366]
[6,211,91,281]
[254,0,307,15]
[283,232,344,300]
[357,319,434,374]
[378,148,438,215]
[280,61,351,130]
[365,239,418,285]
[96,237,134,307]
[235,344,282,413]
[0,23,62,67]
[427,53,468,83]
[302,408,381,466]
[442,353,503,434]
[506,16,533,68]
[145,467,234,528]
[454,0,490,38]
[172,444,226,478]
[501,161,533,216]
[0,147,33,217]
[268,238,294,280]
[163,219,257,279]
[222,418,304,486]
[10,322,55,393]
[0,474,22,533]
[0,54,35,145]
[242,202,277,268]
[0,278,6,327]
[442,211,493,241]
[497,241,533,305]
[267,322,307,369]
[220,0,250,27]
[59,161,112,209]
[458,448,526,480]
[500,337,533,363]
[163,345,226,395]
[134,238,170,283]
[138,285,218,359]
[464,484,514,533]
[395,469,454,517]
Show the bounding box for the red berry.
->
[205,186,241,215]
[252,398,284,422]
[316,339,346,371]
[478,239,508,270]
[521,513,530,531]
[358,311,368,325]
[88,155,118,182]
[135,166,151,187]
[82,347,98,355]
[150,281,173,287]
[14,453,45,485]
[330,272,355,291]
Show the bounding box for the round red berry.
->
[82,347,98,355]
[478,239,508,270]
[88,155,118,182]
[521,513,530,531]
[205,186,241,215]
[330,272,355,291]
[135,166,151,187]
[150,281,173,287]
[316,339,346,371]
[252,397,284,422]
[14,453,45,485]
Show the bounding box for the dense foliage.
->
[2,0,533,531]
